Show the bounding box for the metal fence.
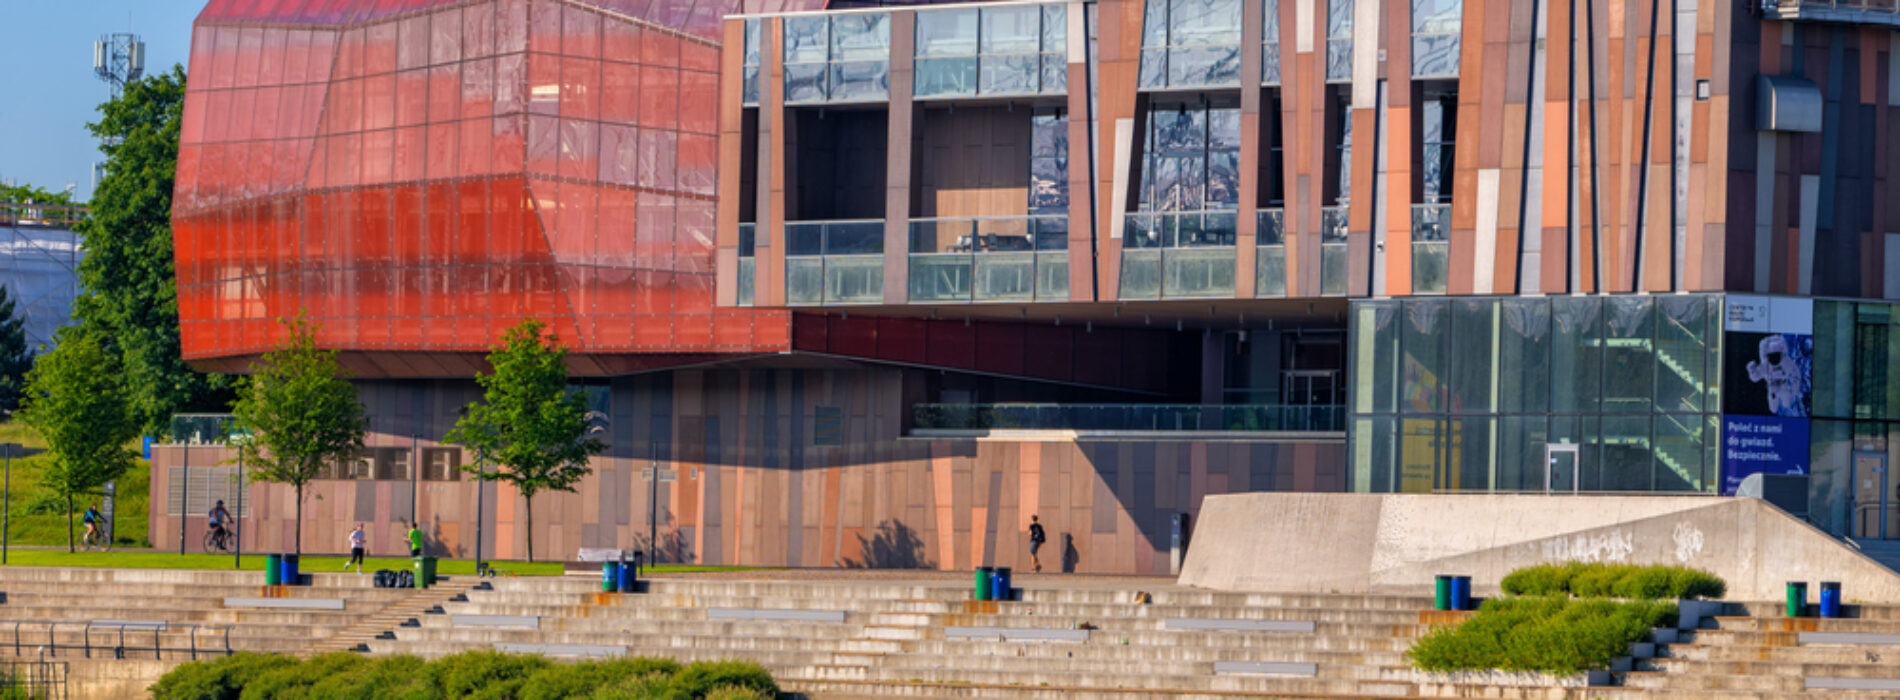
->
[0,621,231,662]
[913,403,1347,433]
[0,659,66,700]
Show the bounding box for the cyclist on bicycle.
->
[82,504,102,546]
[208,500,231,550]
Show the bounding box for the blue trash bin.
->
[1449,575,1472,611]
[279,554,301,586]
[1820,581,1842,618]
[617,561,636,593]
[990,567,1012,602]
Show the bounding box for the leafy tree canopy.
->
[229,316,366,555]
[0,183,77,207]
[446,320,605,562]
[18,328,141,551]
[78,64,232,435]
[0,285,34,412]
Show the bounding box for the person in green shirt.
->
[404,522,425,557]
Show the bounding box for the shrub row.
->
[1407,597,1678,675]
[1499,562,1725,600]
[148,651,779,700]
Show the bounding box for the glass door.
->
[1854,451,1889,539]
[1545,443,1580,493]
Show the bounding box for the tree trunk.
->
[294,483,304,556]
[65,493,73,554]
[524,492,534,563]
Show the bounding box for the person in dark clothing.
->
[1028,515,1047,573]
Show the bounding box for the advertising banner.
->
[1721,296,1814,494]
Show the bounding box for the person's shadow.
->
[1062,533,1079,573]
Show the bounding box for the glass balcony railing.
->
[169,413,239,444]
[786,219,886,305]
[1256,208,1286,297]
[909,215,1069,303]
[912,403,1346,432]
[1761,0,1900,24]
[1320,206,1349,296]
[1121,210,1238,299]
[1412,203,1450,294]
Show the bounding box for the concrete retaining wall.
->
[1179,493,1900,602]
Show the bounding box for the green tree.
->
[229,317,366,555]
[0,285,34,412]
[79,65,232,434]
[447,320,605,563]
[18,330,140,552]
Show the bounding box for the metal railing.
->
[0,203,87,229]
[786,219,886,305]
[0,620,232,661]
[908,215,1069,303]
[168,414,238,445]
[0,659,65,700]
[912,403,1346,433]
[1761,0,1900,23]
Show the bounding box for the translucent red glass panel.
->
[175,0,797,363]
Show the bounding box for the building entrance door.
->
[1854,451,1890,539]
[1545,443,1580,493]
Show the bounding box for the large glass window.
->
[784,14,889,104]
[1123,103,1238,298]
[1261,0,1281,84]
[915,5,1066,98]
[742,19,761,105]
[1326,0,1353,82]
[1411,0,1461,77]
[1140,0,1243,89]
[1347,295,1722,495]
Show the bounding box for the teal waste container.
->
[602,561,618,591]
[1787,581,1808,617]
[265,553,282,585]
[1433,575,1452,611]
[974,567,994,601]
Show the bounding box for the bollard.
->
[1819,581,1842,619]
[974,566,994,601]
[1433,575,1452,611]
[1449,575,1472,611]
[264,553,282,586]
[1786,581,1808,618]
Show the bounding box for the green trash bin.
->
[413,556,437,589]
[1433,575,1452,611]
[602,561,618,591]
[265,553,282,586]
[974,567,994,601]
[1786,581,1808,618]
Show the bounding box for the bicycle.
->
[81,527,112,551]
[203,527,231,554]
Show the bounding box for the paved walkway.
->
[645,566,1186,592]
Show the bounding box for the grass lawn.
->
[0,422,151,548]
[0,549,761,576]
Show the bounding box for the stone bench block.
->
[495,642,625,657]
[1808,677,1900,690]
[1212,661,1318,676]
[1165,618,1315,633]
[944,626,1089,643]
[1800,632,1900,645]
[707,608,846,623]
[452,614,540,629]
[223,597,345,610]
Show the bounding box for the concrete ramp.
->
[1179,493,1900,602]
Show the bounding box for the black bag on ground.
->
[373,569,395,588]
[396,570,415,588]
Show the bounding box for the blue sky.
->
[0,1,201,201]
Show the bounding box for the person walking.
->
[405,522,425,557]
[1028,515,1047,573]
[345,523,367,573]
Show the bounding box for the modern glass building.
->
[158,0,1900,570]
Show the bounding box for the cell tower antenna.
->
[93,33,145,102]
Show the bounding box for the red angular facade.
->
[172,0,822,375]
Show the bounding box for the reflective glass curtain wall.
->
[1809,300,1900,538]
[1139,0,1243,88]
[1347,295,1722,495]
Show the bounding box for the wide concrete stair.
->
[367,576,1711,699]
[1621,600,1900,695]
[0,567,427,660]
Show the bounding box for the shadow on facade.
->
[843,519,933,569]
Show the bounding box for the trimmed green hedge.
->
[1499,562,1725,600]
[1407,597,1678,674]
[148,651,777,700]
